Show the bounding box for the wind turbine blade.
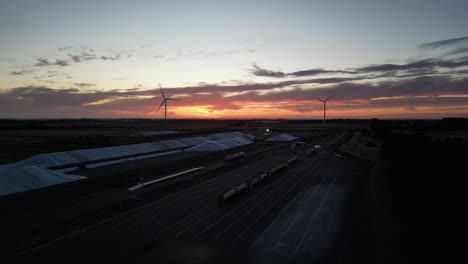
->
[159,84,166,99]
[156,100,165,112]
[312,96,324,102]
[325,93,336,101]
[165,98,181,101]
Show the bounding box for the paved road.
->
[2,135,365,264]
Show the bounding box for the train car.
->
[218,182,248,205]
[246,176,261,188]
[234,182,248,193]
[218,188,236,205]
[258,171,268,181]
[276,161,288,171]
[268,167,278,176]
[224,151,245,161]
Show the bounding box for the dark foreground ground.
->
[2,152,371,264]
[0,125,375,264]
[6,118,466,263]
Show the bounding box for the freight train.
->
[224,151,245,161]
[218,155,298,205]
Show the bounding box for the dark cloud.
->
[68,51,97,63]
[356,59,436,72]
[311,76,468,102]
[33,52,121,67]
[30,70,72,80]
[438,56,468,68]
[10,69,34,75]
[58,46,95,54]
[57,46,74,52]
[6,86,79,95]
[2,76,468,118]
[81,51,97,60]
[55,59,69,67]
[453,69,468,75]
[289,69,355,77]
[126,88,140,92]
[0,86,162,118]
[100,54,120,61]
[158,76,468,111]
[251,40,468,81]
[69,55,81,63]
[250,64,286,78]
[447,47,468,56]
[158,77,358,95]
[251,64,355,78]
[34,57,70,67]
[356,57,468,73]
[419,36,468,49]
[253,53,468,80]
[30,47,124,68]
[58,46,102,63]
[35,58,50,66]
[32,75,58,84]
[74,83,96,88]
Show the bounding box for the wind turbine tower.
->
[157,84,180,124]
[312,93,335,125]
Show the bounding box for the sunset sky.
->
[1,0,468,119]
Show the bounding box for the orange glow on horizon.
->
[97,100,468,119]
[172,105,220,117]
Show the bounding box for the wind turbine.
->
[157,84,180,124]
[312,93,335,125]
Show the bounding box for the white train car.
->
[218,182,248,205]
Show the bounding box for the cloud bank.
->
[1,75,467,118]
[419,36,468,49]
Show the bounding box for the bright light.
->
[171,105,219,117]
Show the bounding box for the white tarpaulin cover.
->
[266,134,298,142]
[15,131,254,169]
[186,136,253,152]
[177,137,207,146]
[0,164,86,196]
[0,131,254,196]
